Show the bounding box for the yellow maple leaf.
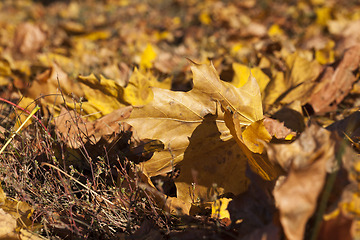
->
[263,51,323,107]
[76,68,170,120]
[124,60,278,209]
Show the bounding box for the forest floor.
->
[1,0,360,239]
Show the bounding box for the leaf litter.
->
[1,0,360,239]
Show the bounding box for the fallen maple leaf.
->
[124,60,278,209]
[315,40,335,65]
[263,51,323,107]
[189,61,263,125]
[76,69,171,120]
[309,43,360,113]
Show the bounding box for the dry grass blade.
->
[0,105,40,155]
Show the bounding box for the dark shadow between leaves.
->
[177,113,249,206]
[227,162,278,237]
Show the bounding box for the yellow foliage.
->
[285,133,295,140]
[223,108,277,180]
[199,12,212,25]
[316,7,332,26]
[243,120,272,154]
[268,23,284,38]
[341,191,360,217]
[125,61,279,209]
[140,43,157,70]
[191,62,277,180]
[211,198,232,219]
[311,0,325,5]
[38,53,79,74]
[323,208,340,221]
[82,30,112,41]
[263,51,323,107]
[77,73,127,120]
[0,76,9,87]
[155,30,172,41]
[76,69,170,120]
[115,0,129,6]
[0,185,42,239]
[124,68,154,105]
[355,161,360,173]
[232,62,270,98]
[231,43,243,56]
[14,96,38,129]
[0,185,5,205]
[172,16,181,25]
[0,59,12,76]
[146,71,172,89]
[124,68,172,106]
[60,1,79,19]
[315,40,335,65]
